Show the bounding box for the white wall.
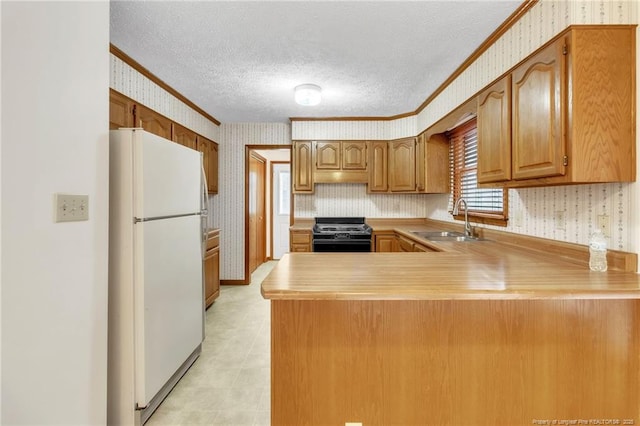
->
[1,2,109,424]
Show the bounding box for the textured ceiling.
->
[110,1,522,123]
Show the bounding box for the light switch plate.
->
[54,194,89,222]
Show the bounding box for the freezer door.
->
[134,215,204,407]
[134,130,202,218]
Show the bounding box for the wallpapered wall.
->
[110,55,220,142]
[293,0,639,253]
[111,0,639,279]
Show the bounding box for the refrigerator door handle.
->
[200,156,210,258]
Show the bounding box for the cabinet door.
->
[374,234,396,252]
[396,235,414,252]
[342,141,367,170]
[415,134,426,192]
[478,76,512,183]
[388,138,416,192]
[512,39,566,180]
[368,141,388,192]
[204,246,220,308]
[293,141,313,193]
[109,90,134,130]
[315,141,340,170]
[209,142,219,194]
[135,104,172,140]
[290,230,312,252]
[172,123,198,150]
[197,136,218,194]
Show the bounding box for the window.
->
[448,117,508,226]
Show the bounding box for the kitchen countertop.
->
[263,220,640,300]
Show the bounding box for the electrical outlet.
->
[597,214,610,237]
[54,193,89,222]
[554,210,565,230]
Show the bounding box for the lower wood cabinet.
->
[374,232,397,252]
[290,230,312,252]
[204,229,220,309]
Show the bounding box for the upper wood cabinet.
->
[134,104,172,140]
[313,141,368,184]
[478,25,635,188]
[315,142,340,169]
[416,133,450,193]
[369,137,449,194]
[292,141,314,193]
[197,135,219,194]
[109,89,220,195]
[388,138,416,192]
[172,123,198,150]
[109,89,134,130]
[368,141,388,192]
[477,76,512,183]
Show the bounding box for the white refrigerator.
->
[108,129,207,425]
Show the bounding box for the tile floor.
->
[146,261,277,426]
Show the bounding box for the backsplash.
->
[295,182,632,251]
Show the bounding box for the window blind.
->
[448,117,504,215]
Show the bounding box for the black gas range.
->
[312,217,372,252]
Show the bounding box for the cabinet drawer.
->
[206,231,220,250]
[291,232,311,244]
[290,243,311,252]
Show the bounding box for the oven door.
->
[312,239,372,252]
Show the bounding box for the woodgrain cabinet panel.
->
[197,135,218,194]
[373,232,396,252]
[368,141,388,193]
[477,76,512,183]
[135,104,172,140]
[388,138,416,192]
[109,89,134,130]
[204,229,220,308]
[512,40,565,180]
[315,141,340,169]
[292,141,314,193]
[342,141,367,170]
[478,26,635,188]
[172,123,198,150]
[290,230,312,252]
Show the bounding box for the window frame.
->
[448,117,509,227]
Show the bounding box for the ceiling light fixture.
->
[294,84,322,106]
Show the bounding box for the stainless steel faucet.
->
[453,198,472,237]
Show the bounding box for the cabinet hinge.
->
[563,155,568,166]
[562,44,568,55]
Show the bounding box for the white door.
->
[272,163,290,259]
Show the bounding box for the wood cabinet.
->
[292,141,314,193]
[197,135,219,194]
[314,141,368,184]
[477,76,512,183]
[290,230,312,252]
[204,229,220,309]
[135,104,172,140]
[397,234,414,252]
[388,138,416,191]
[109,89,220,195]
[373,231,396,252]
[416,133,450,193]
[172,123,198,150]
[109,89,134,129]
[368,141,388,192]
[478,25,635,187]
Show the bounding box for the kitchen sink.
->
[411,230,484,242]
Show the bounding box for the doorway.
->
[244,145,292,282]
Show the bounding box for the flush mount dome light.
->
[294,84,322,106]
